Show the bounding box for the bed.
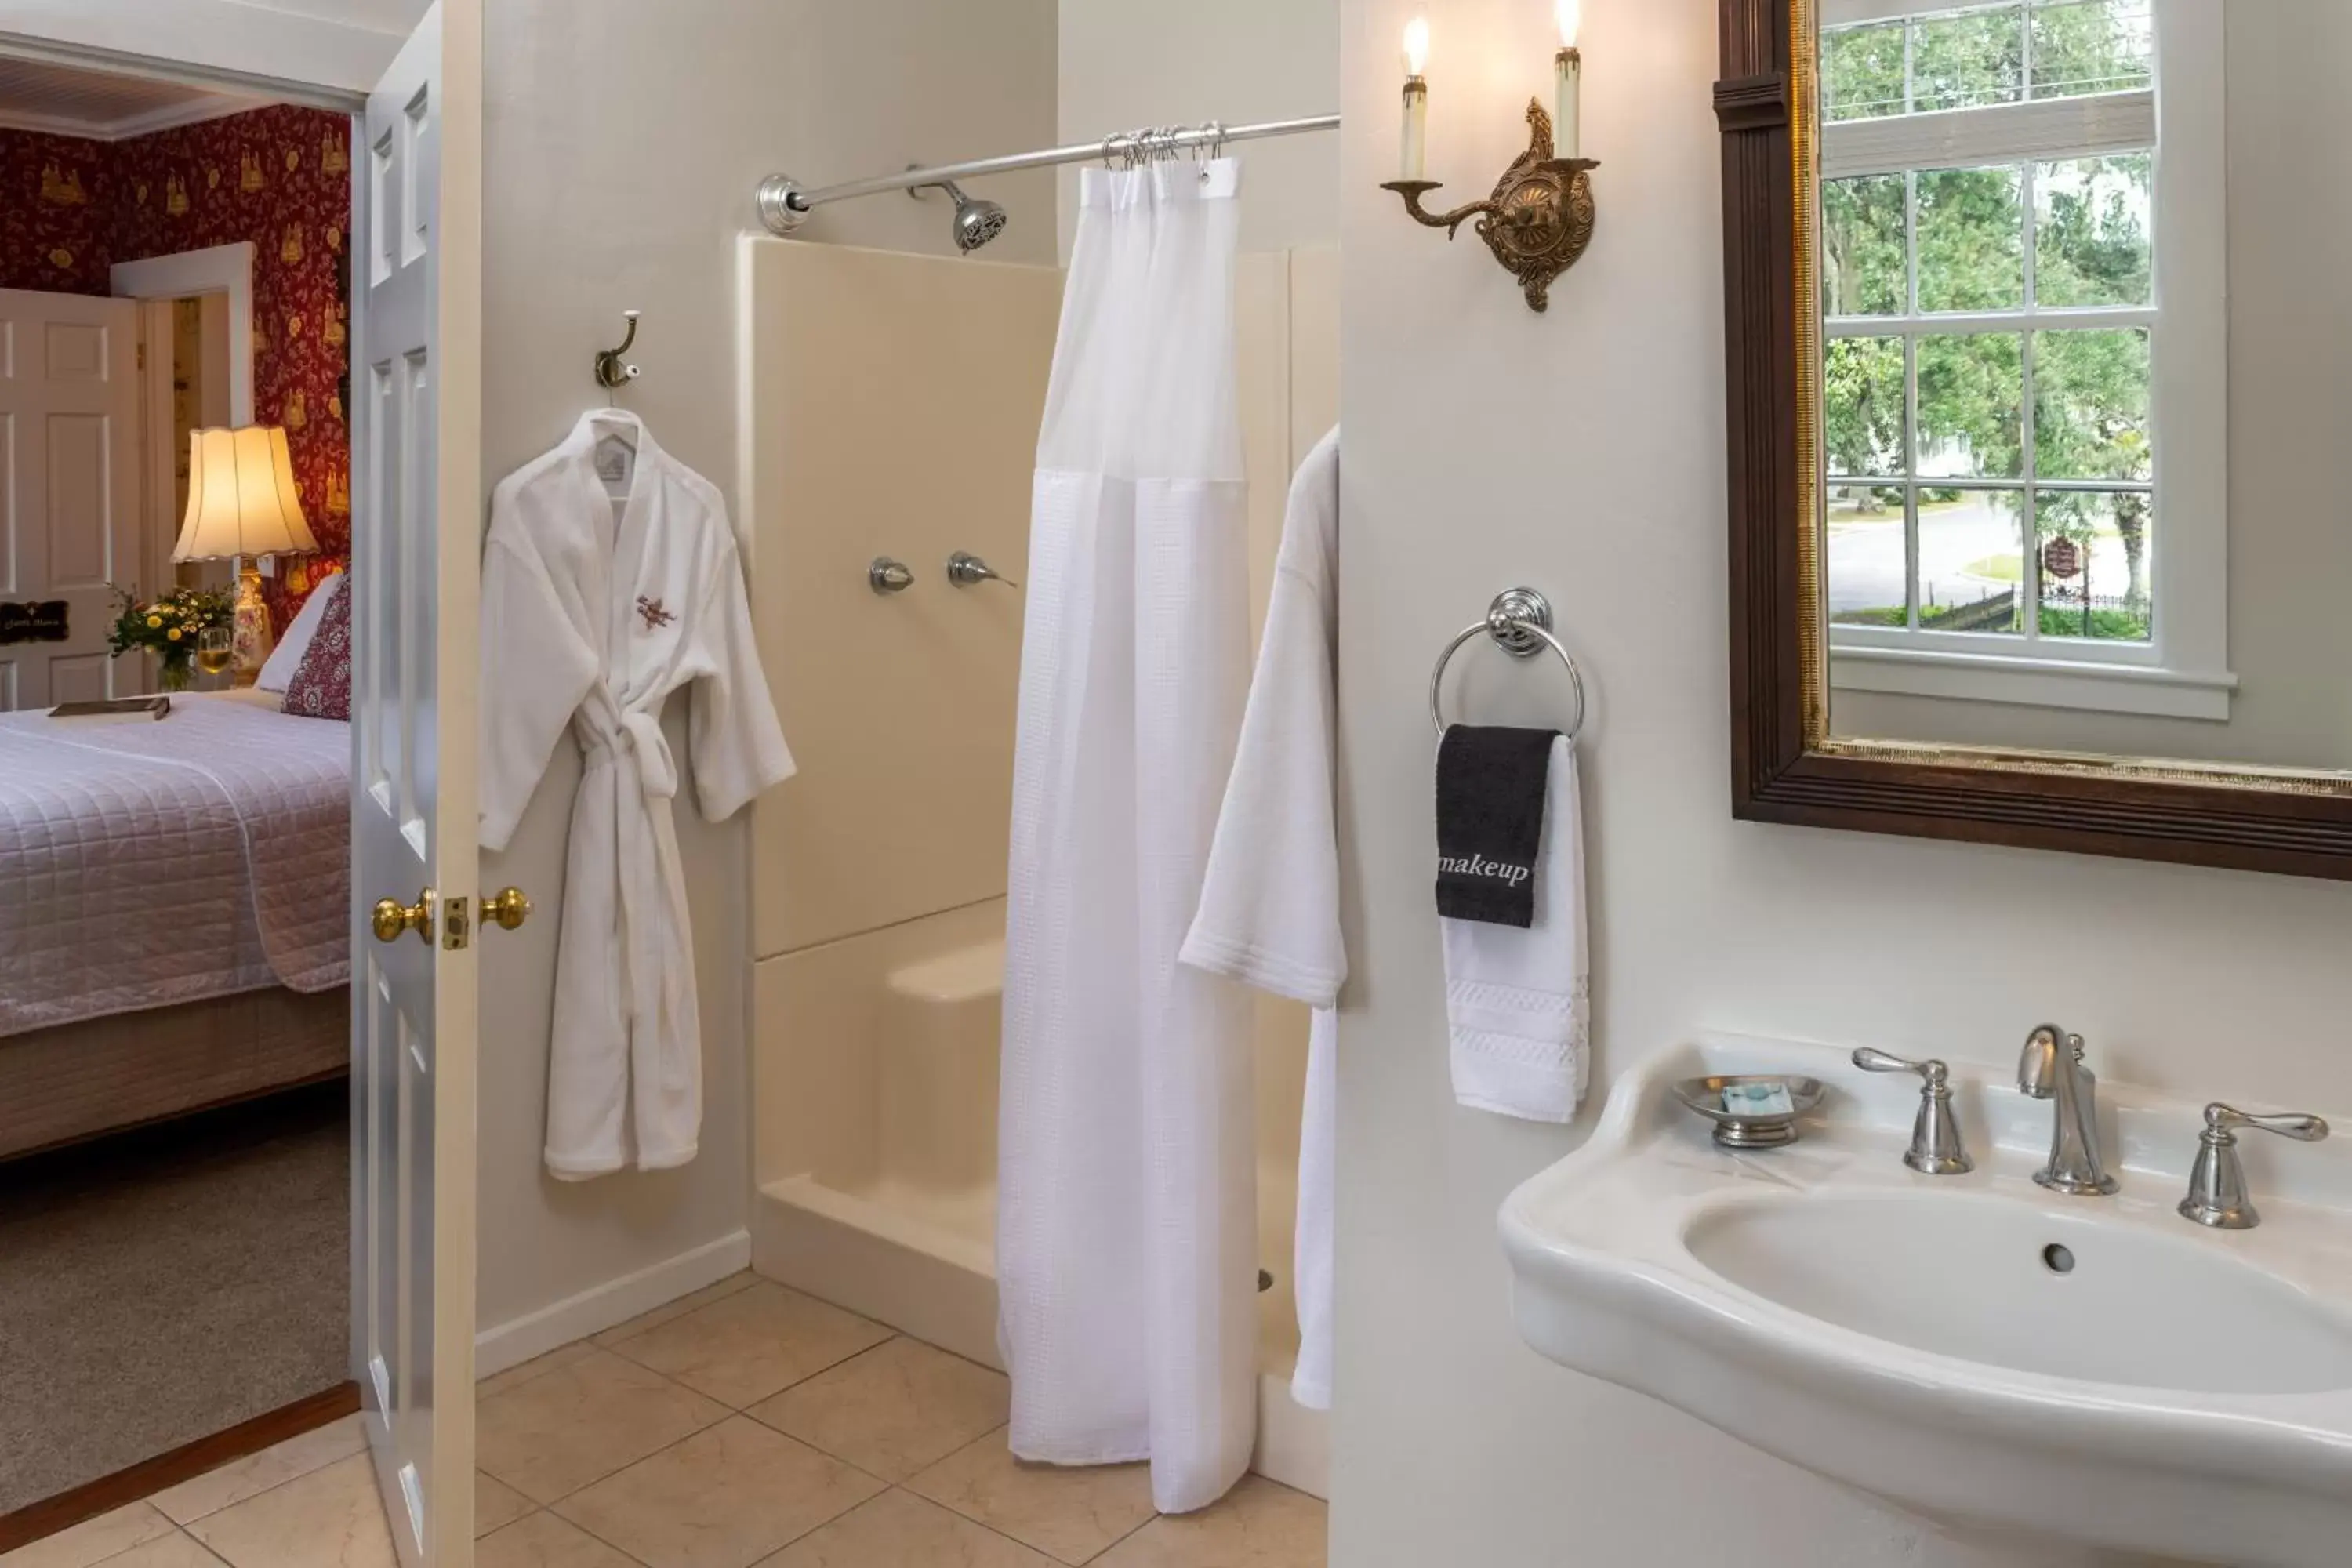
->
[0,688,351,1158]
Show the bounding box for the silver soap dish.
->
[1672,1075,1826,1150]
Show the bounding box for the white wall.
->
[1056,0,1339,256]
[475,0,1057,1348]
[1334,2,2352,1566]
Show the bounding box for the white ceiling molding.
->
[0,0,426,103]
[211,0,426,32]
[0,56,270,142]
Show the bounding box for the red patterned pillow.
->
[280,574,352,720]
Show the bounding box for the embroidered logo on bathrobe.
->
[635,596,676,631]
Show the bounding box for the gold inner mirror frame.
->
[1715,0,2352,880]
[1784,0,2352,801]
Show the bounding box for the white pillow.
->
[257,572,347,693]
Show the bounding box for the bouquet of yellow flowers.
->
[107,585,234,691]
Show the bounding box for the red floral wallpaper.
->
[0,129,113,292]
[0,106,351,628]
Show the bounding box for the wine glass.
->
[196,626,235,684]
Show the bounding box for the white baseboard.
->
[1254,1370,1330,1501]
[474,1229,752,1379]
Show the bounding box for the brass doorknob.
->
[371,888,435,945]
[481,887,532,931]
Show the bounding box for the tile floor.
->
[2,1272,1327,1568]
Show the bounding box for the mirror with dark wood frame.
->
[1715,0,2352,879]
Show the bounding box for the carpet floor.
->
[0,1082,349,1516]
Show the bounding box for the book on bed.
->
[47,696,172,724]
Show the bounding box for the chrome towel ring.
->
[1429,586,1587,740]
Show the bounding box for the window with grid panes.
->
[1817,0,2227,716]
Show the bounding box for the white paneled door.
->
[350,2,481,1563]
[0,289,141,710]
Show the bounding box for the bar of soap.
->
[1722,1080,1796,1118]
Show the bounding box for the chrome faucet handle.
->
[946,550,1018,590]
[1851,1049,1974,1176]
[2179,1102,2331,1230]
[869,557,915,594]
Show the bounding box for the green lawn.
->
[1961,554,2023,583]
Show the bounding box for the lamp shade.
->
[173,426,319,561]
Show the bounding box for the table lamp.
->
[172,426,319,684]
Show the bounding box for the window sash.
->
[1828,306,2154,336]
[1821,132,2158,655]
[1824,90,2154,180]
[1825,478,2157,656]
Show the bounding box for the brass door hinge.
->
[442,895,471,950]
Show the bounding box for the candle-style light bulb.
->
[1401,17,1431,181]
[1554,0,1583,159]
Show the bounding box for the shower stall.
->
[736,233,1338,1497]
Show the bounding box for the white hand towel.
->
[1442,736,1589,1122]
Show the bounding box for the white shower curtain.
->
[998,157,1257,1514]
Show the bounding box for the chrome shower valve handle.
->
[1852,1048,1974,1175]
[946,550,1018,589]
[2179,1102,2331,1230]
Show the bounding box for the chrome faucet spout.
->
[2018,1025,2118,1196]
[2016,1022,2064,1101]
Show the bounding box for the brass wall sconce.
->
[1381,101,1597,314]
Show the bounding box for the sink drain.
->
[2041,1243,2076,1275]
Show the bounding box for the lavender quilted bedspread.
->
[0,695,350,1037]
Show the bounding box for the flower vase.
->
[156,652,194,693]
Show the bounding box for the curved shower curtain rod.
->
[755,114,1341,235]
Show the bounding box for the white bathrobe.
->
[1181,426,1342,1412]
[480,409,793,1178]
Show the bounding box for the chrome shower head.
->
[911,175,1008,254]
[940,181,1008,253]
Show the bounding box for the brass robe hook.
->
[593,310,641,390]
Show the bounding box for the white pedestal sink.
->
[1498,1036,2352,1566]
